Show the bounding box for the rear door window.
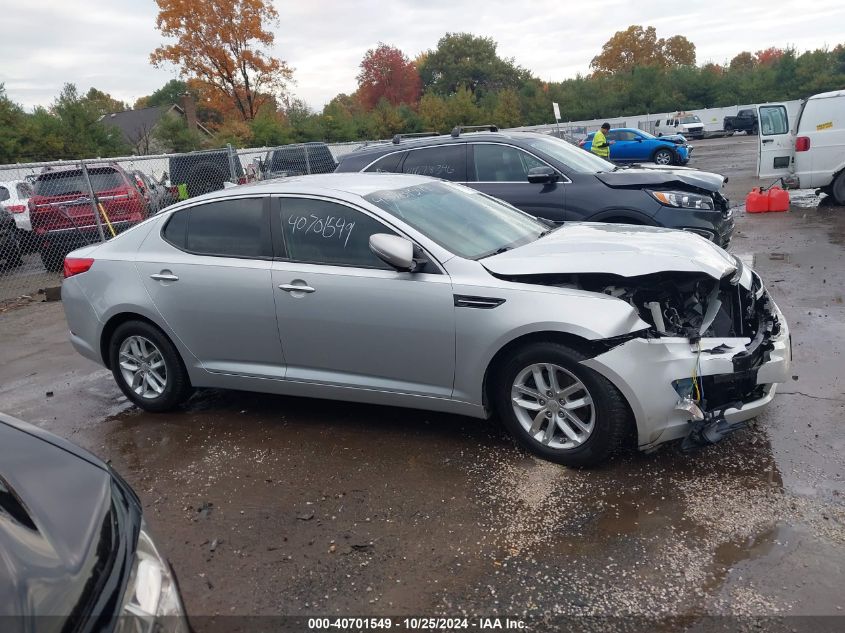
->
[169,198,270,258]
[0,186,8,202]
[364,152,405,173]
[34,168,124,197]
[401,145,466,182]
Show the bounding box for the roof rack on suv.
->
[392,132,441,144]
[450,125,499,137]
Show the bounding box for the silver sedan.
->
[61,174,791,466]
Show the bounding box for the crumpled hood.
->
[482,222,738,281]
[595,166,725,192]
[0,417,115,618]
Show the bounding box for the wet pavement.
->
[1,136,844,630]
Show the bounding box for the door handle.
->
[279,283,316,293]
[150,272,179,282]
[762,139,773,144]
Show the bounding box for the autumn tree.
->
[729,52,756,72]
[756,47,785,66]
[150,0,293,121]
[356,43,421,110]
[418,93,448,132]
[590,25,695,75]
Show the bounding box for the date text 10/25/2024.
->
[307,617,527,630]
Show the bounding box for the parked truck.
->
[723,109,759,136]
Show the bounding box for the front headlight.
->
[648,190,715,210]
[116,520,189,633]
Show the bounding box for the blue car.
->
[579,127,692,166]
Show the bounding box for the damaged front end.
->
[499,260,791,451]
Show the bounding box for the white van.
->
[654,113,705,139]
[758,90,845,204]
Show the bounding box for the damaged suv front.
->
[482,222,791,452]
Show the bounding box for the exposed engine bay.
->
[498,265,777,347]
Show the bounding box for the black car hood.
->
[595,167,724,192]
[0,414,137,624]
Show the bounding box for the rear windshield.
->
[34,168,124,197]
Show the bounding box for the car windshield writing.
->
[523,136,614,173]
[364,181,545,259]
[34,169,123,197]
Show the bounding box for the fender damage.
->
[487,242,792,451]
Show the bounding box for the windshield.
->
[680,115,701,124]
[363,181,547,260]
[522,135,615,174]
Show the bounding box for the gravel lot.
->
[1,136,843,631]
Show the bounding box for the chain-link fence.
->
[0,141,377,304]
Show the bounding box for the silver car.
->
[61,174,791,466]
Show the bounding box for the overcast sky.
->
[1,0,844,113]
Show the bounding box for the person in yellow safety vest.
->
[591,122,614,159]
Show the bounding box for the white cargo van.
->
[654,113,705,139]
[758,90,845,204]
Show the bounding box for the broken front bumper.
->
[581,299,791,450]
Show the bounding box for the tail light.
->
[5,204,26,214]
[64,257,95,278]
[134,175,146,194]
[237,176,247,185]
[795,136,811,152]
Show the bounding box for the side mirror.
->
[370,234,417,272]
[527,166,559,184]
[635,137,643,142]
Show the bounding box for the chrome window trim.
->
[361,142,466,173]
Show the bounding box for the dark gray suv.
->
[334,128,735,247]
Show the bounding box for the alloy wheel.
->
[510,363,596,450]
[655,151,673,165]
[118,335,167,399]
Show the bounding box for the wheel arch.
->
[481,330,635,408]
[481,330,638,444]
[100,311,176,370]
[586,208,656,225]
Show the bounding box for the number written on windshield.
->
[288,214,355,248]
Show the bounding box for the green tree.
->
[445,86,481,127]
[154,112,205,152]
[492,89,522,127]
[418,93,448,132]
[419,33,527,97]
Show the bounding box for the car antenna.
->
[450,125,499,138]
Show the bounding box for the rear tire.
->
[832,171,845,206]
[750,124,758,136]
[724,124,734,137]
[5,239,23,267]
[492,342,632,467]
[109,320,192,412]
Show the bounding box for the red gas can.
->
[766,186,790,212]
[746,188,768,213]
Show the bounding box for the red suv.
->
[28,163,149,271]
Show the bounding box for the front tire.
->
[653,148,675,166]
[109,320,192,412]
[492,342,632,467]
